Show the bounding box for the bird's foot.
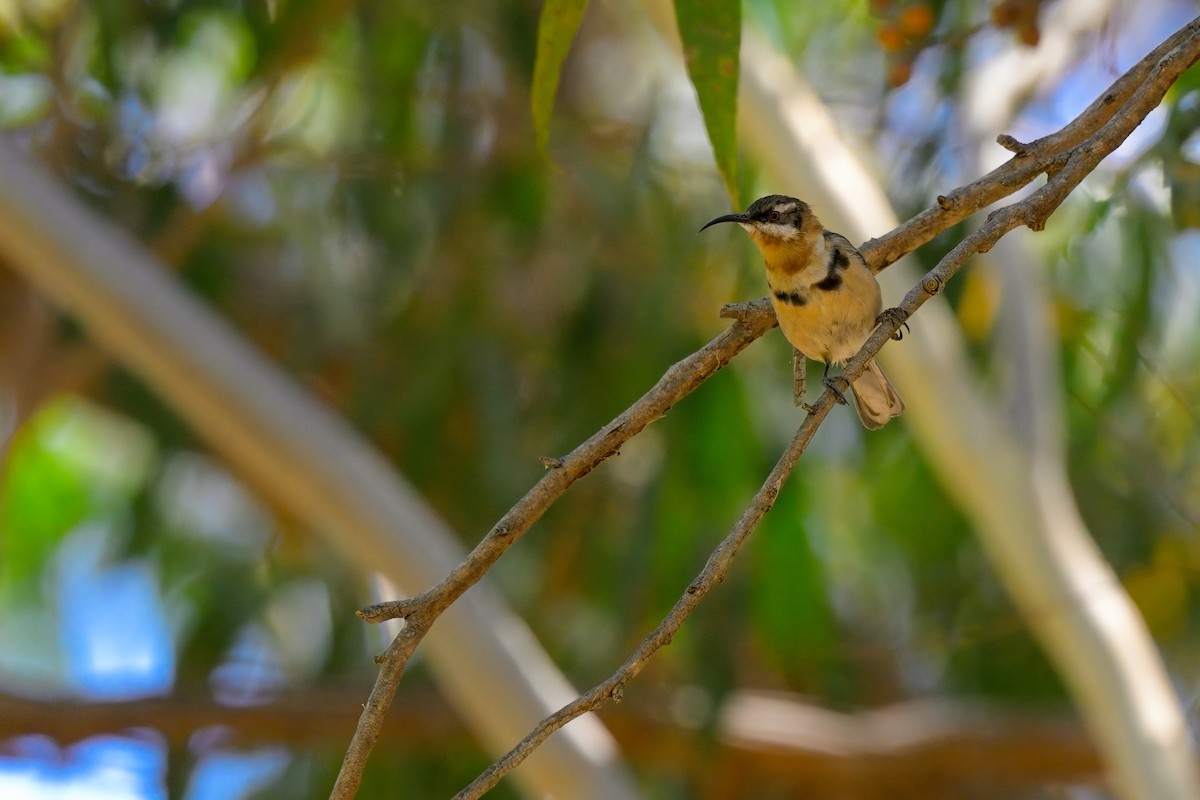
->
[822,375,849,405]
[876,307,910,341]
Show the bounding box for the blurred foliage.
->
[0,0,1197,798]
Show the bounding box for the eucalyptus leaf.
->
[531,0,590,152]
[675,0,741,204]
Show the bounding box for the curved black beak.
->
[699,212,750,233]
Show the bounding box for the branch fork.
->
[332,17,1200,799]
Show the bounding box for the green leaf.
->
[674,0,741,205]
[0,398,154,591]
[0,420,90,589]
[531,0,590,153]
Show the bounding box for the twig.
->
[791,347,806,407]
[445,18,1200,797]
[838,19,1200,394]
[860,15,1200,273]
[332,16,1200,798]
[330,309,775,798]
[454,392,836,800]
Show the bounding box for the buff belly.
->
[772,292,879,366]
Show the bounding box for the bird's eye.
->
[767,210,781,222]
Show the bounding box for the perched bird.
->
[702,194,905,429]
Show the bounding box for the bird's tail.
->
[850,360,904,430]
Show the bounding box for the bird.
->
[701,194,905,429]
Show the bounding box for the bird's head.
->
[700,195,818,247]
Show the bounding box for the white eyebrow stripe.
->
[758,221,801,241]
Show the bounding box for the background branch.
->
[0,688,1102,796]
[0,143,640,800]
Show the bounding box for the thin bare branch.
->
[330,313,775,798]
[455,393,836,800]
[444,17,1200,797]
[842,19,1200,391]
[791,347,806,407]
[333,16,1200,798]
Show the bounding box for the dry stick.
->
[791,347,806,407]
[455,395,835,800]
[360,312,766,623]
[1002,14,1200,158]
[449,21,1200,799]
[863,14,1200,273]
[835,20,1200,408]
[331,313,776,799]
[331,18,1200,799]
[356,20,1197,632]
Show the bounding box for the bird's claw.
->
[822,376,849,405]
[801,402,818,414]
[876,307,910,341]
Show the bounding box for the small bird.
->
[702,194,905,429]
